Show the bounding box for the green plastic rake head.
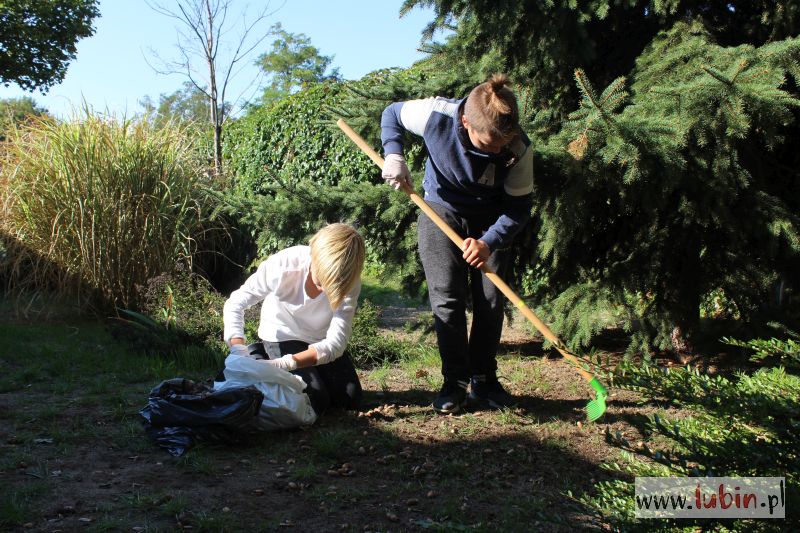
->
[585,377,608,422]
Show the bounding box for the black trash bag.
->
[140,378,264,456]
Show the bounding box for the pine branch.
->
[599,76,628,109]
[701,64,733,86]
[574,68,600,109]
[730,59,749,83]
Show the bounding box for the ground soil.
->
[0,306,684,532]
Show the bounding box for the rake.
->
[336,119,608,421]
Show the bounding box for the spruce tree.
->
[389,1,800,354]
[225,1,800,355]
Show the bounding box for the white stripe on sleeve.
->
[504,148,534,196]
[399,97,458,136]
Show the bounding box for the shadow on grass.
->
[1,310,614,532]
[359,388,590,425]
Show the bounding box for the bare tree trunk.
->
[205,0,221,175]
[668,231,702,362]
[146,0,273,177]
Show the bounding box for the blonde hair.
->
[463,73,519,141]
[309,223,365,310]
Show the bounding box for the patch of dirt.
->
[1,368,650,532]
[0,308,685,533]
[377,304,430,330]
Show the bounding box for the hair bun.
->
[463,73,519,138]
[488,73,510,93]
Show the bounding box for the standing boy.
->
[380,74,534,413]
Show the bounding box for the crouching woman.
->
[223,223,365,415]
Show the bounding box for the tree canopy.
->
[0,96,47,140]
[0,0,99,91]
[401,1,800,114]
[224,1,800,354]
[392,0,800,352]
[146,0,273,176]
[140,81,213,127]
[257,23,341,104]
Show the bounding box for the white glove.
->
[262,353,298,371]
[382,153,411,190]
[229,344,251,358]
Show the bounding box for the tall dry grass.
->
[0,112,219,311]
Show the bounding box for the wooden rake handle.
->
[336,119,595,383]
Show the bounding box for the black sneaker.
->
[469,375,517,409]
[432,380,469,414]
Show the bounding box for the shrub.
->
[137,269,226,347]
[222,71,433,293]
[225,82,376,196]
[576,352,799,531]
[0,112,221,311]
[723,327,800,371]
[110,266,263,356]
[346,299,412,368]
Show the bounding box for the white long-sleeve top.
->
[222,246,360,366]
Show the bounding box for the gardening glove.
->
[263,354,298,371]
[229,344,252,358]
[382,153,411,190]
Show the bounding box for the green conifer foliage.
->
[402,1,800,114]
[381,2,800,353]
[225,3,800,354]
[535,23,800,352]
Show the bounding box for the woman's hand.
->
[382,154,411,190]
[263,353,299,371]
[263,346,318,370]
[462,238,490,269]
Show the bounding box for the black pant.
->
[417,202,509,383]
[248,340,362,415]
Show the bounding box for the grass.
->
[359,271,423,308]
[176,451,222,476]
[289,462,317,480]
[369,361,392,391]
[312,428,356,461]
[0,112,220,309]
[0,486,43,528]
[0,294,702,532]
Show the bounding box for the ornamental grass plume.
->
[0,110,219,311]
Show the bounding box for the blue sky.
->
[0,0,438,118]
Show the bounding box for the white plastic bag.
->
[214,354,317,430]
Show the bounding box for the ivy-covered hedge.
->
[224,82,376,195]
[221,69,442,292]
